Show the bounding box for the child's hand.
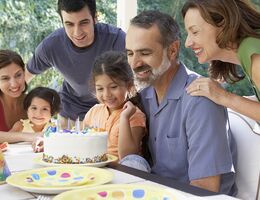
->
[0,142,8,152]
[32,137,44,153]
[36,132,44,137]
[121,101,136,119]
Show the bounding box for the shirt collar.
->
[144,62,189,100]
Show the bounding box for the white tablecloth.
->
[1,143,240,200]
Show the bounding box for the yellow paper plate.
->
[26,167,95,187]
[34,154,118,168]
[54,184,187,200]
[0,180,6,185]
[6,166,113,194]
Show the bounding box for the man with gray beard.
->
[125,10,237,196]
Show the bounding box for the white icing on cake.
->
[43,128,108,164]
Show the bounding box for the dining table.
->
[1,142,240,200]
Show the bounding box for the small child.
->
[83,51,150,172]
[10,87,60,133]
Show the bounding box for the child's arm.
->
[83,111,91,128]
[119,101,145,160]
[9,121,23,132]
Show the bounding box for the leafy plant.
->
[0,0,259,95]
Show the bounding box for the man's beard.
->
[134,49,171,90]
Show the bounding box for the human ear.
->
[168,40,180,60]
[94,12,98,24]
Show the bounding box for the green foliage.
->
[138,0,173,14]
[0,0,60,61]
[96,0,116,24]
[226,77,254,96]
[0,0,61,90]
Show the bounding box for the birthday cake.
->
[43,127,108,164]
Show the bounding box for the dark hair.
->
[24,87,61,116]
[0,49,27,94]
[57,0,96,20]
[182,0,260,83]
[92,51,144,108]
[93,51,134,88]
[130,10,180,48]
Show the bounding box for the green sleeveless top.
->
[238,36,260,101]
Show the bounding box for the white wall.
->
[117,0,137,32]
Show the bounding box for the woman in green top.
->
[182,0,260,121]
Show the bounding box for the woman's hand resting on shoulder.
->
[186,77,230,105]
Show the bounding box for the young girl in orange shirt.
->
[83,51,150,172]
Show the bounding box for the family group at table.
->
[0,0,260,197]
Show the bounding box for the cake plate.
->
[34,154,118,168]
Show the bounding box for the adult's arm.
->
[191,175,220,192]
[0,131,43,144]
[82,106,95,128]
[25,68,35,83]
[219,54,260,121]
[187,52,260,121]
[186,97,234,193]
[112,29,126,50]
[186,76,260,121]
[9,121,23,132]
[26,38,53,80]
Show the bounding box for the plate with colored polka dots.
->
[6,166,113,194]
[53,184,187,200]
[25,167,95,187]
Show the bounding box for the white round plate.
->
[34,154,118,168]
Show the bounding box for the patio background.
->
[0,0,259,95]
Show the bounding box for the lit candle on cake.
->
[56,115,60,132]
[76,117,80,132]
[82,121,85,131]
[67,118,70,131]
